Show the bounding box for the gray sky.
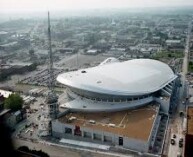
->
[0,0,193,13]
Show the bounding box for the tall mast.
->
[38,12,58,137]
[48,11,54,91]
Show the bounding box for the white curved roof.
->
[57,59,177,96]
[99,57,119,66]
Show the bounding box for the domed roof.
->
[57,59,177,96]
[99,57,119,66]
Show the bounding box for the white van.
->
[177,152,182,157]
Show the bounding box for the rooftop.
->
[0,109,11,117]
[59,105,158,141]
[166,40,181,43]
[0,89,12,98]
[57,59,177,96]
[187,106,193,135]
[0,31,8,35]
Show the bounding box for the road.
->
[167,21,192,157]
[14,139,133,157]
[180,21,192,100]
[168,133,183,157]
[168,111,184,157]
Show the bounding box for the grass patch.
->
[152,51,184,60]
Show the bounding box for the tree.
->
[168,54,172,58]
[28,63,37,71]
[18,146,50,157]
[29,49,35,56]
[4,93,23,111]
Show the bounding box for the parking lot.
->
[20,68,65,87]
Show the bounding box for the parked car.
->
[179,138,183,143]
[171,139,175,145]
[177,152,182,157]
[179,142,183,148]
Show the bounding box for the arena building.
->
[52,58,180,153]
[57,58,178,113]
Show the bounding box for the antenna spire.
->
[48,11,54,91]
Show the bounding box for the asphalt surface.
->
[14,139,134,157]
[167,21,192,157]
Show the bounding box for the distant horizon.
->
[1,5,193,15]
[1,0,193,14]
[0,5,193,22]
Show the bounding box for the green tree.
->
[4,93,23,111]
[168,54,172,58]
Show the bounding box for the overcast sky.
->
[0,0,193,13]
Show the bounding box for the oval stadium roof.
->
[57,59,177,96]
[99,57,119,66]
